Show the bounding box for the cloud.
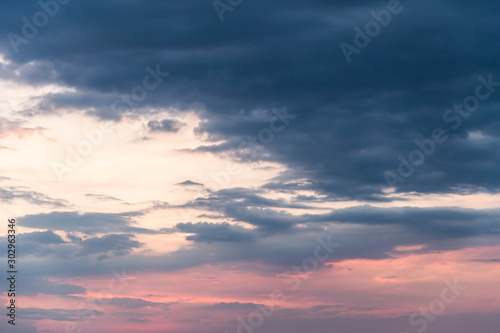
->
[85,194,124,202]
[106,297,172,309]
[4,231,142,260]
[0,186,67,207]
[20,307,101,321]
[471,258,500,263]
[128,318,151,323]
[80,234,142,258]
[19,277,86,296]
[185,187,500,238]
[147,119,183,132]
[188,187,316,211]
[175,222,256,243]
[19,210,168,235]
[0,117,49,139]
[0,316,39,332]
[202,302,264,311]
[9,198,500,280]
[19,230,65,244]
[0,1,499,332]
[176,180,204,187]
[1,0,498,200]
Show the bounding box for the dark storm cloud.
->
[2,0,500,198]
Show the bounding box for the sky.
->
[0,0,499,332]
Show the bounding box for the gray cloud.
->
[0,186,67,207]
[18,276,86,297]
[19,210,167,235]
[202,302,265,311]
[85,193,124,202]
[20,307,101,322]
[1,0,499,199]
[79,234,142,258]
[175,222,256,243]
[128,318,151,323]
[147,119,183,133]
[19,230,65,244]
[1,1,498,332]
[4,231,143,262]
[176,180,204,187]
[106,297,172,309]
